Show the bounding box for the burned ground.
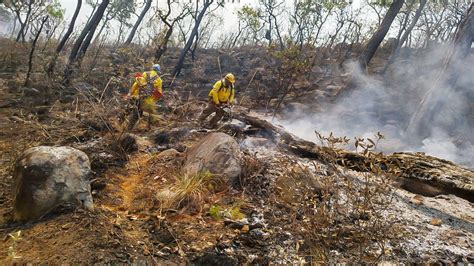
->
[0,39,473,263]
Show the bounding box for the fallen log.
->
[234,113,474,202]
[388,152,474,201]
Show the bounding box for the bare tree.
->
[367,0,387,26]
[91,0,134,46]
[232,5,263,47]
[8,0,47,42]
[154,0,191,61]
[64,0,110,84]
[359,0,405,69]
[259,0,285,49]
[25,16,48,86]
[11,0,33,42]
[446,3,474,68]
[197,12,222,50]
[383,0,427,73]
[398,0,427,48]
[47,0,82,77]
[124,0,151,45]
[173,0,218,77]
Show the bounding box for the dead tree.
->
[406,4,473,140]
[25,16,48,87]
[359,0,405,69]
[383,0,427,73]
[173,0,214,77]
[155,0,190,61]
[260,0,284,50]
[64,0,110,84]
[399,0,428,49]
[448,3,474,62]
[68,0,109,63]
[47,0,82,77]
[125,0,152,45]
[12,0,33,42]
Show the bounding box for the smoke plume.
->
[279,46,474,167]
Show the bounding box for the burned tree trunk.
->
[173,0,213,77]
[25,16,48,87]
[47,0,82,77]
[233,113,474,202]
[155,24,174,61]
[56,0,82,54]
[154,0,190,61]
[406,4,473,140]
[383,0,427,73]
[64,0,110,84]
[359,0,405,69]
[67,0,109,63]
[125,0,152,45]
[14,0,33,43]
[78,13,107,60]
[446,4,474,67]
[398,0,427,50]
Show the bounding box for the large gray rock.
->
[184,133,241,184]
[13,146,94,222]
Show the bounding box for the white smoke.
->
[278,45,474,167]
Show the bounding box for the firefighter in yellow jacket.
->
[127,64,163,130]
[199,73,235,128]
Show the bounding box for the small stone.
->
[155,149,180,160]
[430,219,443,226]
[61,223,73,230]
[241,224,250,233]
[410,195,424,205]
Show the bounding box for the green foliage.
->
[369,0,394,7]
[109,0,135,27]
[228,205,245,220]
[319,0,348,9]
[237,5,261,29]
[209,203,246,220]
[269,41,312,78]
[209,204,222,219]
[86,0,99,8]
[46,0,64,20]
[236,4,262,42]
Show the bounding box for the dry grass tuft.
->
[156,171,216,212]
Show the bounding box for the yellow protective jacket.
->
[129,70,163,100]
[209,79,235,105]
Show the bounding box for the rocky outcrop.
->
[13,146,94,222]
[184,133,241,185]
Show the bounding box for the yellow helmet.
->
[225,73,235,84]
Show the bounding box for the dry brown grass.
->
[156,171,216,212]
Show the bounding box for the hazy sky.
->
[0,0,371,43]
[58,0,259,39]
